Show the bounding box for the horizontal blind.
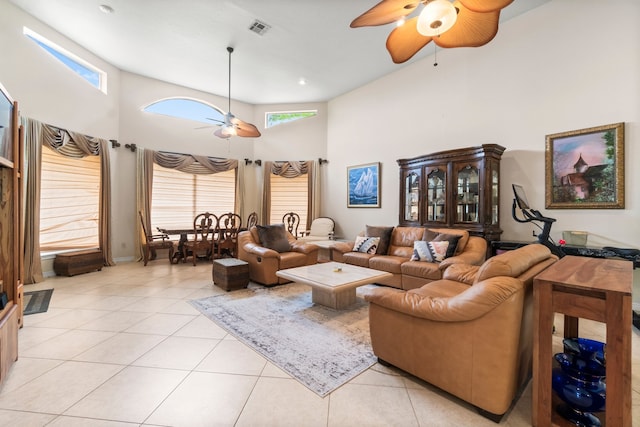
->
[40,145,100,251]
[151,164,235,231]
[269,173,308,232]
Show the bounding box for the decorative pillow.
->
[353,235,380,254]
[434,233,462,258]
[365,225,394,255]
[256,224,291,253]
[410,240,450,263]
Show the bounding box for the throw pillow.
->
[434,233,462,258]
[256,224,291,253]
[410,240,450,263]
[353,235,380,254]
[365,225,394,255]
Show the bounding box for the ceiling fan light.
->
[220,124,237,138]
[416,0,457,37]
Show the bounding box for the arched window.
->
[143,98,225,125]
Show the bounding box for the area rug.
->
[23,289,54,315]
[190,283,376,397]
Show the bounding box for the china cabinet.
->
[0,82,22,385]
[397,144,505,242]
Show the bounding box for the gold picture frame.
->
[545,122,624,209]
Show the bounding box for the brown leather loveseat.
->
[365,244,558,420]
[331,226,487,290]
[237,225,318,286]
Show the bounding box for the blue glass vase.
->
[551,338,606,427]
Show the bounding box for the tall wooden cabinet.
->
[397,144,505,242]
[0,82,22,385]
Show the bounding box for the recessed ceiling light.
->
[298,78,307,86]
[99,4,114,14]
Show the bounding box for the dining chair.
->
[282,212,301,238]
[246,211,258,229]
[216,212,242,258]
[138,211,175,266]
[182,212,217,265]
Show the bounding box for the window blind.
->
[151,164,235,230]
[39,145,100,251]
[269,173,308,231]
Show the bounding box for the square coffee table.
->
[276,261,392,310]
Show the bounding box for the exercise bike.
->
[511,184,565,258]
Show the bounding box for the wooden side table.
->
[532,256,633,426]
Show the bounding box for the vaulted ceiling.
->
[10,0,549,104]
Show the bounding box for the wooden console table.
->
[532,256,632,426]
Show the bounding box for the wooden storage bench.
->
[213,258,249,291]
[54,249,104,276]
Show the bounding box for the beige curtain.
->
[135,149,154,261]
[22,118,43,284]
[262,160,316,224]
[21,118,115,283]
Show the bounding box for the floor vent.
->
[249,19,271,36]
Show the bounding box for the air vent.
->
[249,19,271,36]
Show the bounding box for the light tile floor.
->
[0,260,638,426]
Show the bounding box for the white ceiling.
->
[10,0,549,105]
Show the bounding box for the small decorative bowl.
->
[333,267,342,272]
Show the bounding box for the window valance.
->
[269,161,310,178]
[41,123,105,158]
[154,151,237,174]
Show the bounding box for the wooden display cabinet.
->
[397,144,505,242]
[0,82,23,385]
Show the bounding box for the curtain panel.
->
[261,160,318,226]
[21,118,115,283]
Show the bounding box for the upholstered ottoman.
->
[212,258,249,291]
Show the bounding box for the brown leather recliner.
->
[237,226,319,286]
[365,244,558,420]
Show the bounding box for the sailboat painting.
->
[347,162,380,207]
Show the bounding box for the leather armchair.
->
[237,226,319,286]
[365,244,558,420]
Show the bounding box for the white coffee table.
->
[276,261,392,310]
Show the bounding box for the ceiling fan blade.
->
[206,117,225,125]
[351,0,420,27]
[434,2,501,48]
[458,0,513,13]
[234,119,261,138]
[386,16,433,63]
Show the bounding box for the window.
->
[269,173,308,232]
[24,27,107,93]
[144,98,225,125]
[151,165,235,230]
[40,145,101,252]
[265,110,317,128]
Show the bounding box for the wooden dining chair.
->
[246,211,258,229]
[182,212,217,265]
[216,212,242,258]
[282,212,301,238]
[138,211,175,266]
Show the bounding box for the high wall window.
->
[269,173,308,232]
[39,145,100,252]
[144,98,225,125]
[151,164,235,230]
[24,27,107,93]
[265,110,317,128]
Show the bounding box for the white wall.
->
[326,0,640,247]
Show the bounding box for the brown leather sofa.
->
[365,244,558,419]
[237,226,319,286]
[331,226,487,290]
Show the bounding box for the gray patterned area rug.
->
[190,282,376,397]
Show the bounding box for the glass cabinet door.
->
[426,168,446,222]
[403,170,420,222]
[491,166,499,225]
[455,164,479,223]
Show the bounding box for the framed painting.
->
[545,122,624,209]
[347,162,380,208]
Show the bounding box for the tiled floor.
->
[0,260,638,426]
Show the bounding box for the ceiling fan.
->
[351,0,514,64]
[212,46,261,139]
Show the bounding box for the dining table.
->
[157,227,199,263]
